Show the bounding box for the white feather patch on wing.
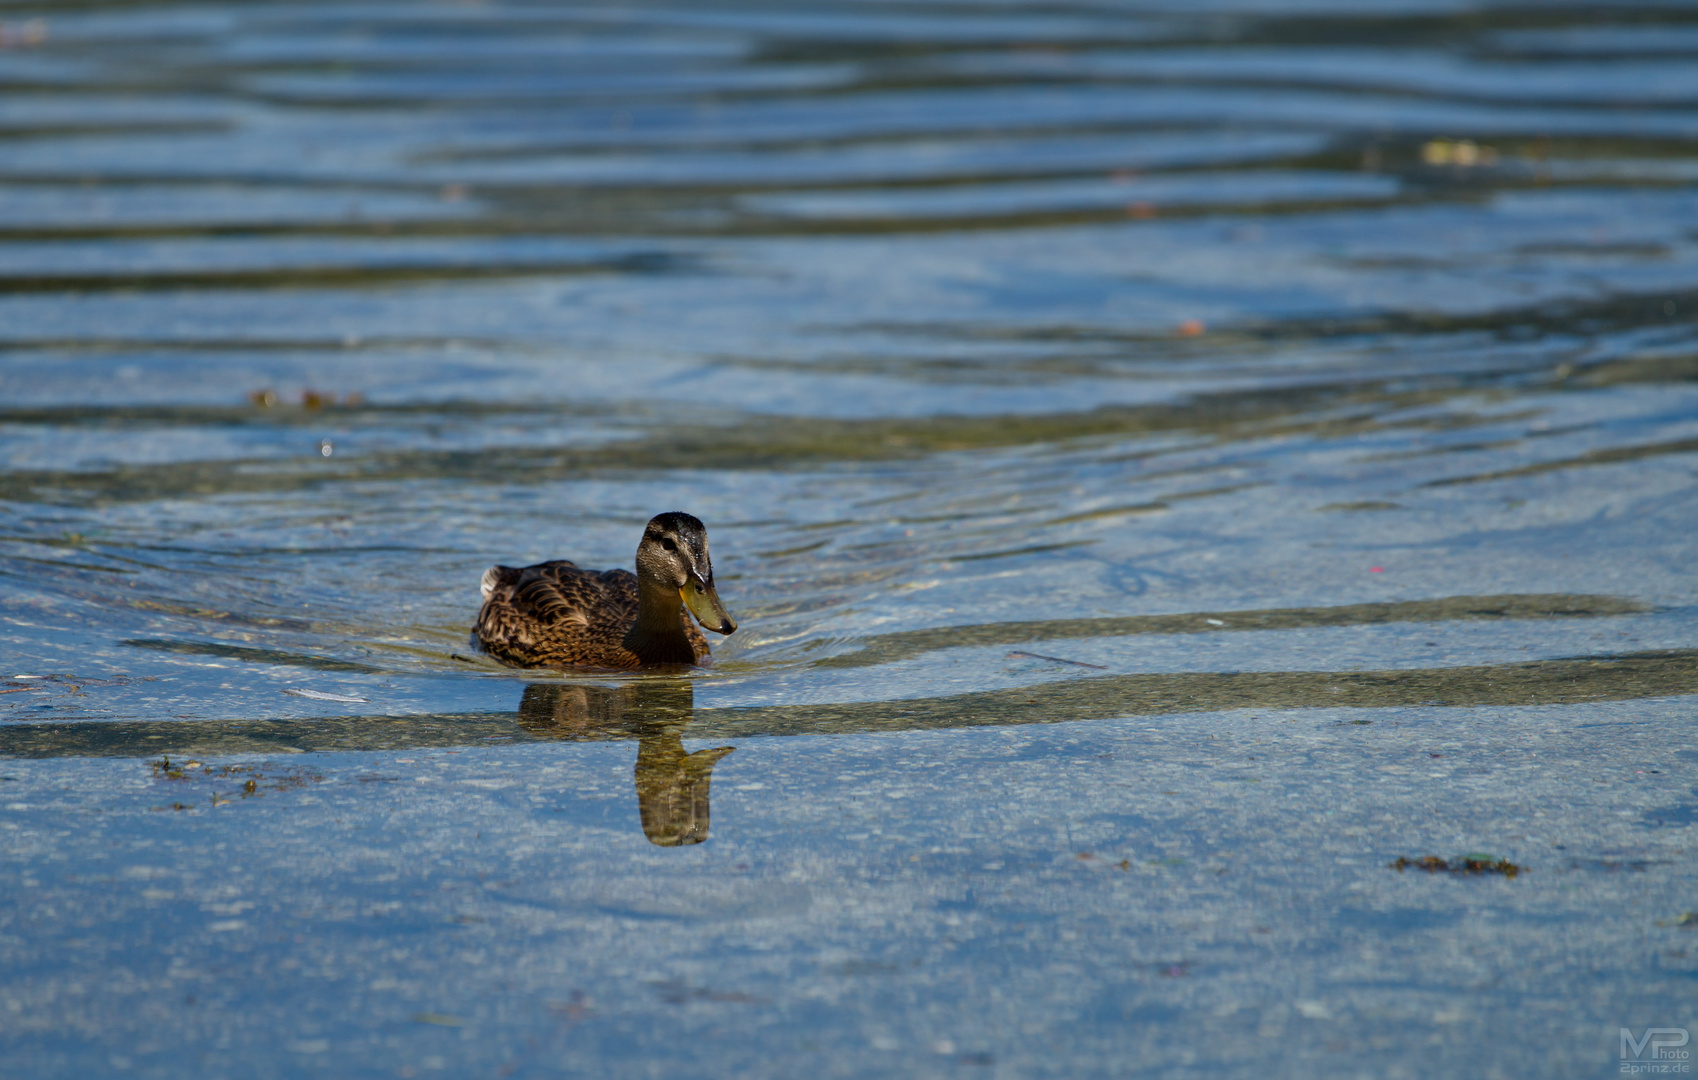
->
[480,566,502,598]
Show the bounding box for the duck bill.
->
[681,578,737,635]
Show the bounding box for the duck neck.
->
[623,578,697,665]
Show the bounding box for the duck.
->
[474,512,737,669]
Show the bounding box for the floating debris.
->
[413,1013,464,1027]
[1006,650,1106,670]
[250,388,364,409]
[1421,138,1498,167]
[0,19,48,48]
[152,756,187,781]
[283,688,369,703]
[1390,854,1522,878]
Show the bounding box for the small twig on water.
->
[1007,651,1106,670]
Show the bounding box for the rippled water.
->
[3,2,1697,1076]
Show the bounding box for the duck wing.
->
[475,561,641,666]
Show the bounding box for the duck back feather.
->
[474,560,708,669]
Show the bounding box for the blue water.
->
[2,1,1697,1075]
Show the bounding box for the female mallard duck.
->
[474,512,736,669]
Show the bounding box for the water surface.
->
[2,1,1697,1076]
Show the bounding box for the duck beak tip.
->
[681,579,737,636]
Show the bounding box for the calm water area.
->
[2,1,1698,1076]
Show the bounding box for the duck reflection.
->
[516,680,733,847]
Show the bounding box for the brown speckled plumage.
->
[473,513,733,670]
[475,561,708,669]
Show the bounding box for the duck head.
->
[634,511,737,635]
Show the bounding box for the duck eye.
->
[660,537,677,552]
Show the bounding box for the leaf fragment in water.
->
[413,1013,463,1027]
